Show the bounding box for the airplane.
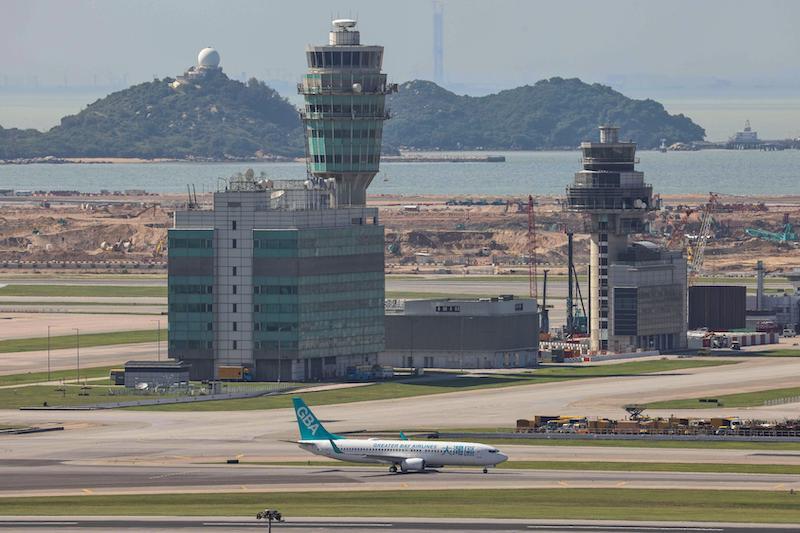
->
[292,397,508,474]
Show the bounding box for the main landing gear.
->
[389,465,398,473]
[483,467,488,474]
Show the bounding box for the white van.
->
[783,326,797,338]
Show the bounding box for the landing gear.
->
[389,465,398,473]
[483,467,488,474]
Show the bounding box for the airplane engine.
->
[400,458,425,472]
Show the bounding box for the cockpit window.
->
[488,449,498,453]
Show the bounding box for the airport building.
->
[299,19,397,206]
[382,296,539,369]
[168,171,385,381]
[566,126,687,353]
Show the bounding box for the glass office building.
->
[168,173,385,381]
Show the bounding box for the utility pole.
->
[47,325,52,381]
[73,328,80,383]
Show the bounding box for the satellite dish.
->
[136,382,149,390]
[352,83,362,93]
[332,18,357,29]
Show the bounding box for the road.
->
[1,517,795,532]
[3,462,800,498]
[0,313,165,340]
[0,342,160,375]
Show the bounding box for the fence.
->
[764,396,800,407]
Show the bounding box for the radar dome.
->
[197,47,220,68]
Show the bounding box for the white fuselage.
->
[298,438,508,468]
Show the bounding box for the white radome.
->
[197,47,220,68]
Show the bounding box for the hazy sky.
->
[3,0,800,96]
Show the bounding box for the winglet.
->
[292,397,340,441]
[329,439,343,454]
[399,431,408,441]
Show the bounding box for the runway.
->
[3,462,800,497]
[0,517,796,532]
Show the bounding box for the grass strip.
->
[0,384,178,409]
[1,489,800,522]
[745,349,800,357]
[0,285,166,298]
[646,385,800,409]
[132,359,732,412]
[0,329,159,354]
[0,366,116,387]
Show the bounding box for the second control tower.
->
[565,126,656,352]
[299,19,397,206]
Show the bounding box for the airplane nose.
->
[496,453,509,464]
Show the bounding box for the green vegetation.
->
[386,291,565,301]
[0,384,177,409]
[385,78,705,150]
[746,348,800,357]
[0,329,159,354]
[0,71,302,159]
[1,75,706,159]
[134,359,732,412]
[1,489,799,522]
[0,365,116,387]
[646,385,800,409]
[0,285,165,298]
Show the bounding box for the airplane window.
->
[488,449,498,453]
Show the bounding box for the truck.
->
[217,366,253,382]
[783,326,797,338]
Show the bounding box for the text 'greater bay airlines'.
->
[292,397,508,473]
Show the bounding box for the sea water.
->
[1,149,798,197]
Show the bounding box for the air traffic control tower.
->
[299,19,397,206]
[565,126,657,352]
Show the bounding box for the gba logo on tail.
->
[296,405,319,436]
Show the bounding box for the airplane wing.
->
[360,454,409,464]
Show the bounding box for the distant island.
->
[385,78,705,151]
[0,74,705,161]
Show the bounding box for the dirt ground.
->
[1,192,799,275]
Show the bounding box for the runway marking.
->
[0,522,80,527]
[240,485,248,490]
[203,522,393,527]
[615,481,627,487]
[558,481,569,487]
[527,526,723,531]
[81,488,93,495]
[774,483,786,489]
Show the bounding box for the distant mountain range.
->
[0,74,705,160]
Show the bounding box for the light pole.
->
[72,328,80,383]
[47,325,52,381]
[151,319,161,361]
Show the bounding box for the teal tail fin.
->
[292,397,340,441]
[399,431,408,441]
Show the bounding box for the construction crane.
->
[527,194,538,300]
[689,192,719,283]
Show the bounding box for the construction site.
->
[1,190,798,275]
